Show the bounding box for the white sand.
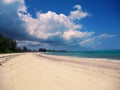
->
[0,53,120,90]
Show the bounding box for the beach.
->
[0,53,120,90]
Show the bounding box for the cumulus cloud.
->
[69,5,88,20]
[0,0,32,40]
[63,30,94,40]
[74,5,82,10]
[0,0,116,49]
[18,4,93,46]
[19,10,85,40]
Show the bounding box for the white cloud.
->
[19,7,91,41]
[63,30,94,40]
[2,0,24,4]
[74,5,82,10]
[80,38,95,46]
[69,5,88,20]
[17,3,98,47]
[98,34,116,39]
[0,0,31,39]
[1,0,115,48]
[2,0,15,4]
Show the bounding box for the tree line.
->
[0,34,67,53]
[0,34,17,53]
[0,34,34,53]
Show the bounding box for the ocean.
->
[44,50,120,60]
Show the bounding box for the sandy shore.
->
[0,53,120,90]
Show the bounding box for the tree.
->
[23,46,28,52]
[38,48,47,52]
[10,39,17,51]
[0,33,18,53]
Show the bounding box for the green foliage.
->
[0,34,17,53]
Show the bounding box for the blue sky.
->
[0,0,120,50]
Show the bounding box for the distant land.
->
[0,34,66,53]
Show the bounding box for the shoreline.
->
[0,53,120,90]
[43,50,120,61]
[36,53,120,71]
[43,52,120,62]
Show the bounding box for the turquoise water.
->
[44,50,120,60]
